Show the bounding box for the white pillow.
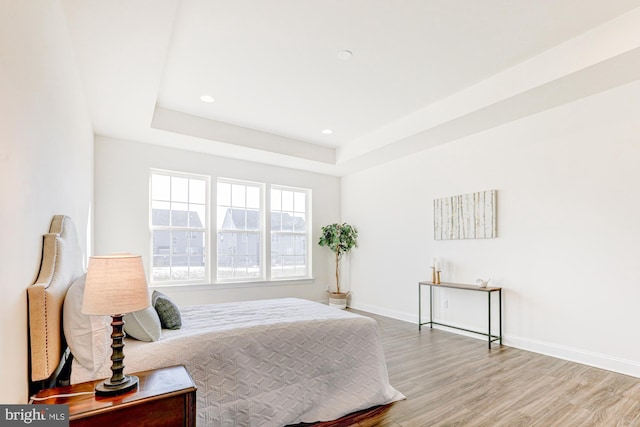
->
[63,275,111,372]
[124,306,161,342]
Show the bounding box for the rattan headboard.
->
[27,215,84,387]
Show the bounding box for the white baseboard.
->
[349,301,415,324]
[507,335,640,378]
[349,301,640,379]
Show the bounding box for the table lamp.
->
[82,254,150,396]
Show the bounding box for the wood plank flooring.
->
[298,309,640,427]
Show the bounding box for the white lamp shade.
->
[82,254,150,315]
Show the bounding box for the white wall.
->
[94,136,341,305]
[343,80,640,376]
[0,1,93,403]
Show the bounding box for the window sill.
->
[151,277,315,292]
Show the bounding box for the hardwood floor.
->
[300,310,640,427]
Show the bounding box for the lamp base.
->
[95,374,139,397]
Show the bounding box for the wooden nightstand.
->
[33,365,197,427]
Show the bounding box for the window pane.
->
[271,233,308,278]
[189,179,206,204]
[172,177,189,203]
[216,228,261,280]
[218,232,231,253]
[218,182,231,206]
[171,231,188,255]
[247,234,260,255]
[231,184,246,207]
[246,186,260,209]
[281,212,294,231]
[271,212,282,232]
[218,255,250,279]
[151,174,170,201]
[229,209,245,230]
[271,189,281,211]
[217,206,230,229]
[188,233,205,258]
[152,264,169,282]
[293,213,305,232]
[295,256,306,276]
[188,230,205,280]
[189,204,205,228]
[188,263,205,281]
[246,209,260,230]
[171,256,188,280]
[151,201,170,226]
[171,203,189,226]
[271,253,282,266]
[294,192,305,213]
[282,191,294,211]
[234,256,248,277]
[152,230,170,255]
[152,228,172,282]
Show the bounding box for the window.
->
[216,179,263,281]
[270,186,310,279]
[150,171,312,285]
[150,171,208,284]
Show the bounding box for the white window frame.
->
[216,178,265,283]
[149,169,210,285]
[269,185,312,280]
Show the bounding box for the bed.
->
[28,215,404,426]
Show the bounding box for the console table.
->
[418,281,502,348]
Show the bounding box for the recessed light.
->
[337,50,353,60]
[200,95,215,103]
[322,129,333,135]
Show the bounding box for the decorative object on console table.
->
[32,365,197,427]
[431,257,442,284]
[318,222,358,309]
[475,278,490,288]
[82,253,150,396]
[430,257,438,283]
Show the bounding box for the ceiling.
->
[61,0,640,175]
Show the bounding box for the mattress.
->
[71,298,404,426]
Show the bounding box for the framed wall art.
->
[434,190,496,240]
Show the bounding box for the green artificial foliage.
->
[318,223,358,294]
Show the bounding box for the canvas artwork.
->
[434,190,496,240]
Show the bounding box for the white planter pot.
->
[328,292,349,309]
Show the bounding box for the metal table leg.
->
[418,283,422,331]
[499,289,502,345]
[429,285,433,329]
[488,292,492,349]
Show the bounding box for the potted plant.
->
[318,223,358,309]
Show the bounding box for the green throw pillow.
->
[124,306,162,341]
[152,290,182,329]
